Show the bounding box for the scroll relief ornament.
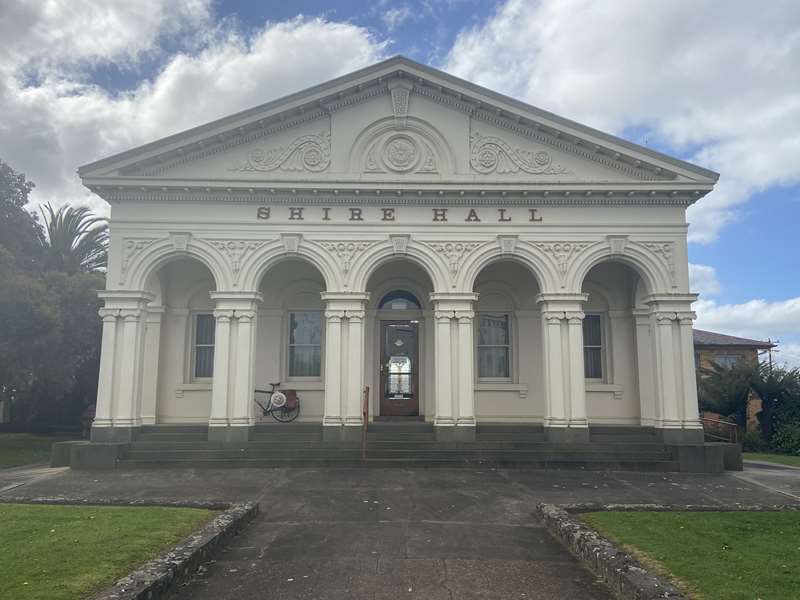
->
[230,131,331,173]
[364,133,438,174]
[470,132,570,175]
[209,240,266,279]
[640,241,676,280]
[318,241,377,274]
[424,241,482,276]
[536,242,591,280]
[120,238,158,283]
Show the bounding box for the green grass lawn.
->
[581,511,800,600]
[743,451,800,468]
[0,503,215,600]
[0,433,76,468]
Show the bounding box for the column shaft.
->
[653,312,681,428]
[434,311,454,425]
[542,312,567,427]
[209,310,233,427]
[231,311,256,426]
[678,314,702,429]
[93,310,119,428]
[345,313,365,425]
[323,311,344,426]
[566,312,588,427]
[456,312,476,426]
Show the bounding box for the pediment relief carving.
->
[470,131,571,176]
[229,130,331,174]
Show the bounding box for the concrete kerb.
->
[0,496,258,600]
[536,502,800,600]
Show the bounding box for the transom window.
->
[583,314,603,379]
[288,311,322,377]
[193,313,215,379]
[477,313,510,379]
[713,354,743,369]
[379,290,421,310]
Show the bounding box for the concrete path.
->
[0,464,67,494]
[735,460,800,502]
[2,467,797,599]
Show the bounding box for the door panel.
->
[379,321,419,416]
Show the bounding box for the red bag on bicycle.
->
[284,390,298,410]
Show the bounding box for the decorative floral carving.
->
[424,241,481,275]
[210,240,265,278]
[386,136,417,170]
[231,131,331,173]
[319,240,377,273]
[470,132,570,175]
[641,241,676,279]
[536,242,590,277]
[121,238,158,283]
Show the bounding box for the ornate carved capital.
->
[324,310,345,322]
[541,310,565,324]
[213,309,235,322]
[98,308,119,322]
[455,311,474,324]
[347,310,365,324]
[119,309,143,322]
[676,311,696,325]
[235,309,257,323]
[653,311,678,324]
[434,309,454,322]
[565,311,585,324]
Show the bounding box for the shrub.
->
[772,424,800,455]
[743,430,769,452]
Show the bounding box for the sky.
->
[1,0,799,365]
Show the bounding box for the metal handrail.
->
[699,416,739,444]
[361,386,370,459]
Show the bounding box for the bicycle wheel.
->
[271,404,300,422]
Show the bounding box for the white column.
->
[541,310,567,428]
[93,309,119,430]
[565,311,588,428]
[633,309,657,427]
[209,309,233,428]
[677,311,703,431]
[231,309,257,427]
[652,311,681,430]
[114,309,145,428]
[139,308,163,425]
[433,309,454,425]
[345,310,366,425]
[456,310,476,426]
[323,309,344,426]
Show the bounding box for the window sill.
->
[177,383,212,391]
[282,380,324,391]
[586,383,623,392]
[475,382,528,392]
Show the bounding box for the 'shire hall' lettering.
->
[256,207,543,223]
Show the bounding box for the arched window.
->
[379,290,421,310]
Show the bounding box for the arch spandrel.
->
[124,238,230,291]
[348,240,451,294]
[457,240,558,294]
[565,240,674,296]
[238,238,340,292]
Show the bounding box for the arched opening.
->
[472,259,543,422]
[143,257,218,424]
[366,260,434,419]
[580,260,646,426]
[255,257,328,422]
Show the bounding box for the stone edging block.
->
[0,497,258,600]
[537,502,799,600]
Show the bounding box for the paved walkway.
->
[2,466,798,599]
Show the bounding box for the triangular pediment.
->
[79,56,718,194]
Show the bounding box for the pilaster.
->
[140,307,164,425]
[322,309,344,426]
[93,308,119,430]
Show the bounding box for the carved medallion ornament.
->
[470,132,570,175]
[536,242,590,277]
[364,133,438,174]
[209,240,265,277]
[318,241,376,274]
[424,241,482,275]
[231,131,331,173]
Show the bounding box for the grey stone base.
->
[322,425,363,442]
[91,426,137,443]
[208,426,252,442]
[545,427,590,443]
[674,443,726,473]
[70,442,128,469]
[660,427,705,444]
[50,441,86,467]
[434,425,476,442]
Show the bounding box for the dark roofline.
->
[693,328,776,350]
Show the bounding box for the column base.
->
[659,427,705,444]
[545,426,590,443]
[208,425,252,442]
[91,425,137,443]
[434,425,476,442]
[323,416,344,426]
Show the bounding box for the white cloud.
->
[688,263,721,297]
[444,0,800,243]
[694,297,800,367]
[382,6,414,31]
[0,9,386,214]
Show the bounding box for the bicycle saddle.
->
[270,381,281,387]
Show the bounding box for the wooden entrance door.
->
[379,320,419,416]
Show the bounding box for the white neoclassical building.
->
[79,57,718,445]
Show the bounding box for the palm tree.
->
[39,203,108,273]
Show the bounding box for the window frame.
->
[583,313,604,381]
[475,311,513,382]
[286,310,324,380]
[191,312,215,382]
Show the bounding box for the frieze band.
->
[255,206,544,223]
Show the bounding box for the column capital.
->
[98,308,120,321]
[565,311,585,324]
[213,309,235,322]
[236,309,257,323]
[347,310,365,323]
[434,309,454,322]
[653,311,678,324]
[676,311,696,325]
[455,310,474,323]
[119,308,144,322]
[325,310,345,322]
[541,310,565,324]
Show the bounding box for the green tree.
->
[0,159,44,271]
[697,359,756,428]
[39,203,108,273]
[751,365,800,440]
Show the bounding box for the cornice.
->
[91,184,706,207]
